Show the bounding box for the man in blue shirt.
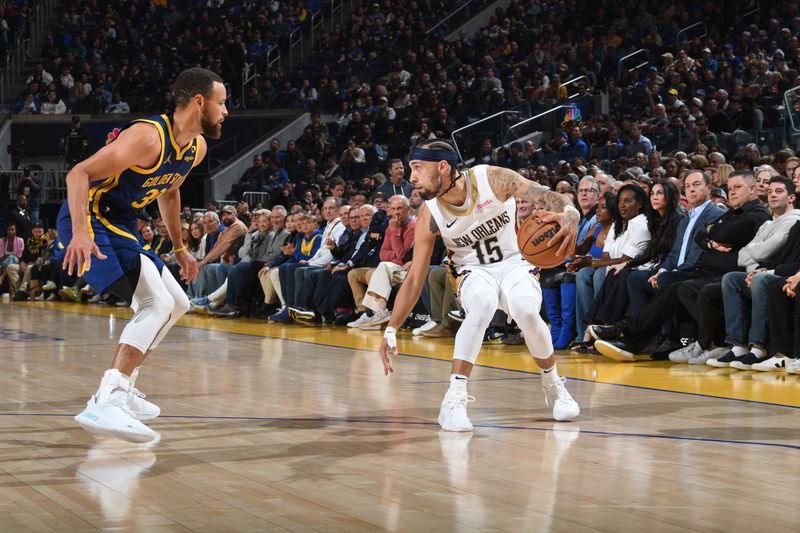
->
[623,170,723,352]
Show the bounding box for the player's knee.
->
[171,290,190,318]
[145,291,175,323]
[464,290,499,315]
[508,297,543,327]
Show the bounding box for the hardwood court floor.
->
[1,302,798,532]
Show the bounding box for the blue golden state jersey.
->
[88,114,199,225]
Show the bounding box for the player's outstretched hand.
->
[176,251,199,283]
[380,326,398,375]
[539,209,579,258]
[63,232,107,276]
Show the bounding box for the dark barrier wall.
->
[12,114,284,158]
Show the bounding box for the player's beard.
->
[416,173,443,200]
[200,106,223,139]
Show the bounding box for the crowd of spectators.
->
[8,1,800,375]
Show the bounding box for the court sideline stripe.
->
[2,412,798,451]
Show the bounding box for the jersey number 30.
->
[131,188,167,208]
[472,236,503,264]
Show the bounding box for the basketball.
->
[517,216,565,268]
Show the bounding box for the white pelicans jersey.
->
[426,164,520,269]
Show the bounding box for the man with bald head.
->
[349,195,415,329]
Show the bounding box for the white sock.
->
[751,346,766,358]
[732,345,749,357]
[448,374,468,395]
[541,364,559,380]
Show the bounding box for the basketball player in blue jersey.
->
[379,139,581,431]
[59,68,227,442]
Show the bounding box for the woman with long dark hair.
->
[586,180,684,328]
[569,184,652,345]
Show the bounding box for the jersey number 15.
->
[472,236,503,264]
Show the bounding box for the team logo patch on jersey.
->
[105,127,122,145]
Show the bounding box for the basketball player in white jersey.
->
[379,139,581,431]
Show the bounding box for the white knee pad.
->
[507,295,553,359]
[150,266,190,350]
[453,289,499,365]
[119,256,176,353]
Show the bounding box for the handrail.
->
[241,62,258,109]
[560,75,589,100]
[504,105,569,145]
[287,28,303,70]
[310,10,323,51]
[265,45,281,75]
[784,85,800,133]
[329,0,343,30]
[242,191,272,207]
[618,48,649,78]
[426,0,475,34]
[223,82,233,110]
[676,22,707,47]
[741,1,760,18]
[450,109,521,161]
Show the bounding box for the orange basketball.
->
[517,217,566,268]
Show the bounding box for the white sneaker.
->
[126,367,160,420]
[42,281,57,291]
[688,346,729,365]
[75,393,156,443]
[668,341,703,363]
[347,312,373,328]
[127,387,160,420]
[542,374,580,421]
[438,391,475,432]
[751,355,789,372]
[88,294,101,304]
[74,369,156,443]
[786,358,800,374]
[412,319,437,336]
[358,308,392,330]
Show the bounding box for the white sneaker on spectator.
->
[438,391,475,432]
[786,358,800,374]
[668,341,703,363]
[688,346,729,365]
[751,355,789,372]
[88,294,102,304]
[359,308,391,330]
[347,313,373,328]
[42,281,57,291]
[413,320,437,336]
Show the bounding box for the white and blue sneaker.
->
[75,369,156,443]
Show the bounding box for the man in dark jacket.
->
[305,204,388,324]
[626,170,724,317]
[592,170,770,360]
[764,227,800,374]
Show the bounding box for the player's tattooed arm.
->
[486,165,579,257]
[429,214,440,234]
[486,165,568,212]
